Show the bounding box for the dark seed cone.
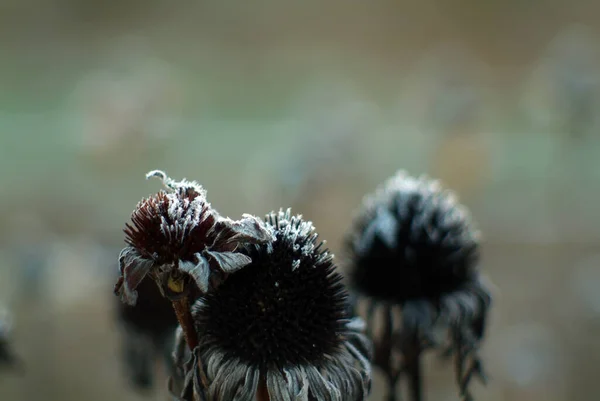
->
[170,209,373,401]
[344,171,493,401]
[114,170,274,307]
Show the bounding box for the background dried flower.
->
[115,277,180,390]
[0,309,21,371]
[171,209,372,401]
[344,171,493,401]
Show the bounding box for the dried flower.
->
[115,170,274,305]
[114,170,274,358]
[116,277,181,390]
[0,309,20,371]
[171,209,372,401]
[344,171,492,401]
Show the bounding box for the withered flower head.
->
[116,277,180,390]
[345,171,492,401]
[114,170,274,306]
[171,209,373,401]
[0,309,20,371]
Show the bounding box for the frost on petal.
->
[204,250,252,274]
[211,214,274,250]
[146,170,207,199]
[115,247,155,305]
[180,257,211,293]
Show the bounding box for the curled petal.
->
[208,359,248,401]
[232,368,260,401]
[204,250,252,274]
[266,368,295,401]
[303,365,342,401]
[180,257,211,293]
[211,214,275,250]
[115,247,154,305]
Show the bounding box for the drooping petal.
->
[232,367,260,401]
[343,342,372,398]
[200,345,251,401]
[401,299,437,337]
[203,250,252,274]
[115,247,154,305]
[209,360,248,401]
[180,257,211,293]
[304,365,341,401]
[266,368,294,401]
[284,368,309,401]
[344,318,374,365]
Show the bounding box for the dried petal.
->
[212,214,274,250]
[115,247,154,305]
[180,257,211,293]
[203,250,252,274]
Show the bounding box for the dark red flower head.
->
[114,170,274,306]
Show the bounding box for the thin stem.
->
[171,296,199,350]
[405,345,422,401]
[379,304,396,401]
[172,296,211,391]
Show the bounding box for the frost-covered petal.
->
[204,250,252,274]
[180,257,211,293]
[211,214,275,250]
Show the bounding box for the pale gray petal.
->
[208,357,247,401]
[343,342,372,398]
[266,368,293,401]
[117,247,154,305]
[221,214,275,244]
[232,368,260,401]
[345,318,374,362]
[304,365,341,401]
[323,359,354,400]
[172,326,189,372]
[204,250,252,274]
[284,368,309,401]
[204,346,227,381]
[180,256,211,293]
[372,208,399,248]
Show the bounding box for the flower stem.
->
[378,305,397,401]
[406,346,422,401]
[171,295,213,393]
[257,375,270,401]
[171,296,198,351]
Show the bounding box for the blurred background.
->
[1,1,600,400]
